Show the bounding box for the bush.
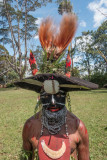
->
[71,67,80,77]
[6,82,15,88]
[7,71,18,81]
[90,72,107,88]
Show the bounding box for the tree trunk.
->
[106,61,107,73]
[22,0,28,79]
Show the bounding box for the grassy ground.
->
[0,88,107,160]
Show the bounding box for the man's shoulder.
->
[23,112,41,131]
[77,120,88,138]
[67,111,80,127]
[67,111,88,136]
[70,113,89,143]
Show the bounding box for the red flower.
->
[29,50,38,75]
[29,51,36,66]
[65,72,71,78]
[32,69,38,75]
[66,54,71,68]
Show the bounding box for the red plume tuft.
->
[29,50,38,75]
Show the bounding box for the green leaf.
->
[49,49,55,61]
[34,100,41,114]
[54,51,66,65]
[42,48,47,63]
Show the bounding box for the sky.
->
[29,0,107,75]
[33,0,107,44]
[0,0,107,51]
[29,0,107,68]
[0,0,107,75]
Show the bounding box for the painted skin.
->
[40,90,66,112]
[22,91,89,160]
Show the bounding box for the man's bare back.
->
[22,111,89,160]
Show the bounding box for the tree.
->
[90,72,107,88]
[92,20,107,72]
[0,44,19,84]
[0,45,10,76]
[75,31,95,80]
[0,0,52,80]
[75,20,107,78]
[58,0,73,15]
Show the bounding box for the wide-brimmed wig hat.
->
[15,13,98,93]
[15,73,98,93]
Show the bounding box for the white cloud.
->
[79,20,86,27]
[88,0,107,28]
[34,17,43,40]
[35,35,39,39]
[36,17,43,26]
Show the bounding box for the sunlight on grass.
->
[0,88,107,159]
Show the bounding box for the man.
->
[15,13,98,159]
[16,73,98,160]
[22,83,89,160]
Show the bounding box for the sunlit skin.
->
[22,91,89,160]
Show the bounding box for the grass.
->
[0,88,107,160]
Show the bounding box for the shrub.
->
[6,82,15,88]
[90,72,107,88]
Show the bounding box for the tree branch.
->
[27,0,41,12]
[97,49,107,63]
[21,0,26,12]
[0,68,12,77]
[97,9,107,17]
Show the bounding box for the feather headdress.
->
[39,13,77,60]
[14,14,98,92]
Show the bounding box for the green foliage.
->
[20,148,32,160]
[75,21,107,76]
[92,20,107,72]
[0,69,18,85]
[0,45,9,73]
[71,67,80,77]
[34,149,39,160]
[90,72,107,88]
[34,47,66,74]
[0,45,9,55]
[70,156,76,160]
[0,0,53,80]
[6,82,15,88]
[7,70,19,81]
[0,45,15,83]
[75,31,95,79]
[0,0,52,44]
[20,145,39,160]
[58,0,73,15]
[31,63,37,70]
[39,50,66,74]
[93,20,107,51]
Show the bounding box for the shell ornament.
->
[41,140,66,159]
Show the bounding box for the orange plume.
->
[39,13,77,60]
